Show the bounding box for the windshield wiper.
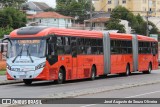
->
[12,46,23,63]
[27,45,34,63]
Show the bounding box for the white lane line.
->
[125,90,160,98]
[80,90,160,107]
[80,104,97,107]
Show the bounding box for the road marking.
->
[80,90,160,107]
[80,104,97,107]
[125,90,160,98]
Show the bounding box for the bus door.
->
[71,37,78,79]
[152,42,157,69]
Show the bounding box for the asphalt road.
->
[1,70,160,107]
[0,70,160,98]
[23,83,160,107]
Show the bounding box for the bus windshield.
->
[7,39,46,58]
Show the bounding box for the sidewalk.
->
[0,75,22,85]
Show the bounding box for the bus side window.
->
[152,42,157,56]
[71,37,77,57]
[57,37,65,54]
[64,37,71,54]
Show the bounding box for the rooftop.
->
[84,17,110,23]
[34,12,73,19]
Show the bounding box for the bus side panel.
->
[47,55,76,81]
[77,55,93,79]
[117,54,133,73]
[138,54,152,72]
[77,55,104,79]
[95,55,104,76]
[111,55,118,74]
[152,54,158,70]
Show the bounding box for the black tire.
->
[125,65,130,76]
[90,66,96,80]
[143,63,152,74]
[55,69,64,84]
[23,79,32,85]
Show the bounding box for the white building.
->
[27,12,73,28]
[25,1,51,14]
[84,17,131,33]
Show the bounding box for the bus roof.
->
[109,33,132,40]
[137,35,157,42]
[9,27,157,42]
[10,27,103,38]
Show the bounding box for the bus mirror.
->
[49,36,57,43]
[52,36,57,43]
[0,45,4,53]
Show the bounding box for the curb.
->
[0,81,22,85]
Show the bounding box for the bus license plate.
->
[19,75,26,79]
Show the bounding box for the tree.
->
[0,26,13,39]
[109,6,158,35]
[55,0,94,23]
[111,6,129,20]
[0,7,27,29]
[0,0,27,9]
[105,18,126,33]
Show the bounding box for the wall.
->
[35,18,72,28]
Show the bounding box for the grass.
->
[0,70,6,75]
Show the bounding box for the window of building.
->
[108,0,112,4]
[122,0,126,4]
[108,8,112,12]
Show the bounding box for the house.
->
[25,1,51,14]
[84,17,110,30]
[84,17,131,33]
[94,0,160,17]
[27,12,73,28]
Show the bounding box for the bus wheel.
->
[23,79,32,85]
[55,69,64,84]
[125,65,130,76]
[90,66,96,80]
[143,63,152,74]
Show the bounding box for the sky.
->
[28,0,56,8]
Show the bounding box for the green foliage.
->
[0,0,27,9]
[111,6,129,20]
[106,18,126,33]
[0,70,6,75]
[56,0,94,23]
[109,6,158,35]
[0,26,13,39]
[0,7,27,29]
[44,8,56,12]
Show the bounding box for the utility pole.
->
[90,0,93,30]
[146,0,150,36]
[146,11,149,36]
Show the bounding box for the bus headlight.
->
[7,63,11,70]
[35,62,46,70]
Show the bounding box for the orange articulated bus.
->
[0,26,158,85]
